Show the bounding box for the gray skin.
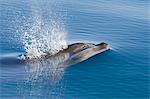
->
[42,42,110,68]
[1,42,110,67]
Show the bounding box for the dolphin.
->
[57,42,110,67]
[1,42,110,67]
[0,42,110,83]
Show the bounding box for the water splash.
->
[17,0,68,59]
[19,12,67,59]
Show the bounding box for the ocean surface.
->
[0,0,149,99]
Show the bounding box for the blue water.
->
[0,0,149,99]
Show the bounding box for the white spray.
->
[20,1,67,59]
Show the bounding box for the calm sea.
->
[0,0,149,99]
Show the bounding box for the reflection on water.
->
[17,52,70,98]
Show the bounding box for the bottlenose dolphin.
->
[1,42,110,67]
[0,42,110,84]
[58,42,110,67]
